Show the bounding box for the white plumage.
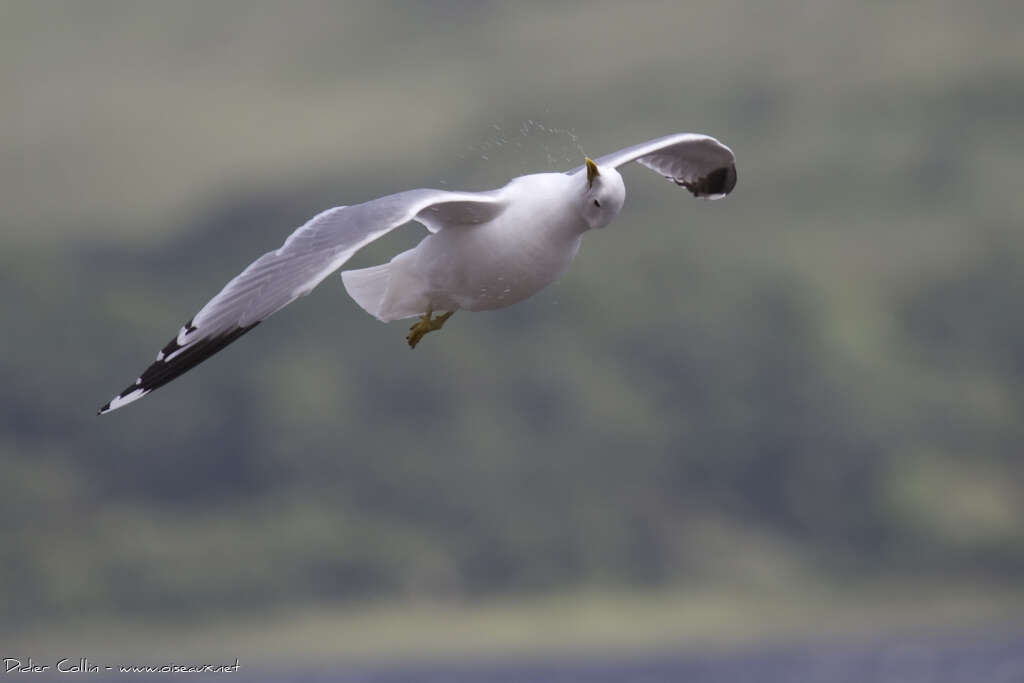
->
[98,132,736,414]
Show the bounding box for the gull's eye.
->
[593,199,601,208]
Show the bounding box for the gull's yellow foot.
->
[406,310,454,349]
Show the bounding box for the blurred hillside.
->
[2,0,1023,650]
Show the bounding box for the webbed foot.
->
[406,309,454,349]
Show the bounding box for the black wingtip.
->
[679,163,738,198]
[96,321,260,415]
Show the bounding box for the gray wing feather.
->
[570,133,737,199]
[193,188,504,332]
[98,188,505,414]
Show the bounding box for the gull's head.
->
[580,157,625,230]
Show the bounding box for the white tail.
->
[341,264,391,321]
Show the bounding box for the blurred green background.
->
[3,0,1023,663]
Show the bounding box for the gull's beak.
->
[585,157,600,188]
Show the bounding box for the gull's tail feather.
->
[97,320,259,415]
[341,264,392,321]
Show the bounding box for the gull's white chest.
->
[408,175,586,312]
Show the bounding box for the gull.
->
[98,132,737,415]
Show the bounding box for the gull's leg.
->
[406,309,455,349]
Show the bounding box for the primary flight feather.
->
[98,132,737,415]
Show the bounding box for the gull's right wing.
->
[98,188,506,414]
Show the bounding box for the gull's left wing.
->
[570,133,737,199]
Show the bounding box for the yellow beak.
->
[585,157,600,188]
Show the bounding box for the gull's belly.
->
[412,220,582,312]
[458,237,580,311]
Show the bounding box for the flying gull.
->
[99,132,737,414]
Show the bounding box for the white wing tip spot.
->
[98,388,150,416]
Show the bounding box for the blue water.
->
[15,629,1024,683]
